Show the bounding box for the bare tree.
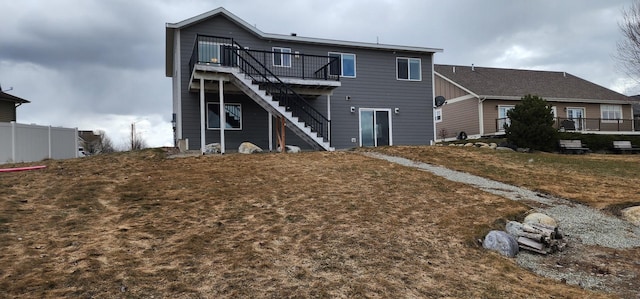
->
[616,1,640,82]
[98,131,116,153]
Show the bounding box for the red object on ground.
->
[0,165,47,173]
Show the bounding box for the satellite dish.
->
[434,96,446,107]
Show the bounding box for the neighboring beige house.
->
[0,90,29,122]
[434,64,638,141]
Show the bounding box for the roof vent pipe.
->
[291,33,297,36]
[471,64,475,71]
[453,66,456,73]
[563,72,566,78]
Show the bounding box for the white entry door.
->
[359,109,392,147]
[566,107,585,130]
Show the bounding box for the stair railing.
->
[225,42,331,143]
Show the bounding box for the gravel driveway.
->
[362,152,640,295]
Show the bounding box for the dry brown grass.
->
[0,148,621,298]
[366,146,640,211]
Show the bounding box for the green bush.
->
[505,95,558,152]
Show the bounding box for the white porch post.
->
[200,78,206,154]
[219,80,226,154]
[268,112,273,151]
[327,95,331,143]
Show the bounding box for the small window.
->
[434,108,442,123]
[397,57,421,81]
[273,47,291,67]
[329,52,356,77]
[601,104,622,122]
[207,103,242,130]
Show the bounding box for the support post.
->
[276,116,286,153]
[268,112,273,152]
[200,78,206,154]
[327,95,331,144]
[219,80,225,154]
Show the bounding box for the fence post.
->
[48,126,52,159]
[11,121,16,163]
[75,128,79,158]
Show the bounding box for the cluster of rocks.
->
[483,213,566,257]
[203,142,301,154]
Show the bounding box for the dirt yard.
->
[0,147,635,298]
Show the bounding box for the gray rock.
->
[204,143,221,154]
[238,142,263,154]
[495,146,515,151]
[483,230,519,257]
[505,221,524,237]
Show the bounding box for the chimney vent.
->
[291,33,297,36]
[471,64,475,71]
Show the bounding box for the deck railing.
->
[496,117,639,132]
[189,35,334,144]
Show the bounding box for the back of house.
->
[166,7,442,153]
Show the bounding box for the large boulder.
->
[483,230,519,257]
[622,206,640,226]
[524,213,557,227]
[238,142,263,154]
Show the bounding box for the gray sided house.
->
[166,7,441,153]
[434,64,638,141]
[0,90,29,122]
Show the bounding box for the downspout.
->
[431,56,436,145]
[478,97,486,136]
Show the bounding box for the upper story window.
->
[397,57,421,81]
[329,52,356,78]
[273,47,292,67]
[199,41,221,64]
[601,104,622,122]
[207,103,242,130]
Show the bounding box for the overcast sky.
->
[1,0,637,148]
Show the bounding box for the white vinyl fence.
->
[0,122,79,164]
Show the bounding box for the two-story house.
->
[166,7,441,153]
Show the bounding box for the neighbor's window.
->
[498,105,515,131]
[434,108,442,123]
[273,47,292,67]
[397,57,421,81]
[329,52,356,77]
[207,103,242,130]
[601,104,622,122]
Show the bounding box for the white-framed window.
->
[397,57,421,81]
[434,108,442,123]
[272,47,291,67]
[328,52,356,77]
[498,105,515,131]
[207,103,242,130]
[601,104,622,122]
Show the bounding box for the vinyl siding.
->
[0,102,16,122]
[176,15,435,149]
[437,98,479,139]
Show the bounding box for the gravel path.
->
[362,152,640,294]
